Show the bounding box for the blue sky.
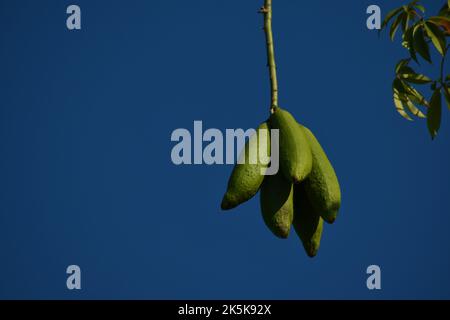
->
[0,0,449,299]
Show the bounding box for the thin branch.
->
[260,0,279,113]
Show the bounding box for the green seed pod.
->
[269,108,312,183]
[260,170,294,239]
[300,125,341,224]
[293,183,324,257]
[221,122,271,210]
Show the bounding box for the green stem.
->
[260,0,279,113]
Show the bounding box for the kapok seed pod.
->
[300,125,341,224]
[269,108,312,183]
[293,183,324,257]
[221,122,271,210]
[260,170,294,239]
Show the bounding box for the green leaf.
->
[390,12,405,41]
[393,79,413,121]
[381,7,403,32]
[427,89,442,139]
[446,75,450,82]
[414,4,425,13]
[429,16,450,25]
[393,94,413,121]
[400,73,432,84]
[402,81,428,106]
[397,66,416,75]
[395,59,411,73]
[405,25,419,62]
[443,84,450,110]
[405,99,426,118]
[402,12,411,32]
[413,24,431,63]
[393,78,408,94]
[424,22,447,56]
[438,4,450,17]
[428,16,450,35]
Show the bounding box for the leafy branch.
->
[381,0,450,139]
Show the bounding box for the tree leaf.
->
[391,12,406,41]
[393,78,408,94]
[438,4,450,17]
[400,73,432,84]
[395,59,411,73]
[397,65,416,75]
[429,16,450,24]
[405,99,426,118]
[427,89,442,139]
[424,21,447,56]
[405,24,419,62]
[402,11,411,32]
[402,81,428,106]
[381,7,403,32]
[443,84,450,110]
[413,24,431,63]
[393,79,413,120]
[393,94,413,121]
[414,4,425,13]
[428,16,450,35]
